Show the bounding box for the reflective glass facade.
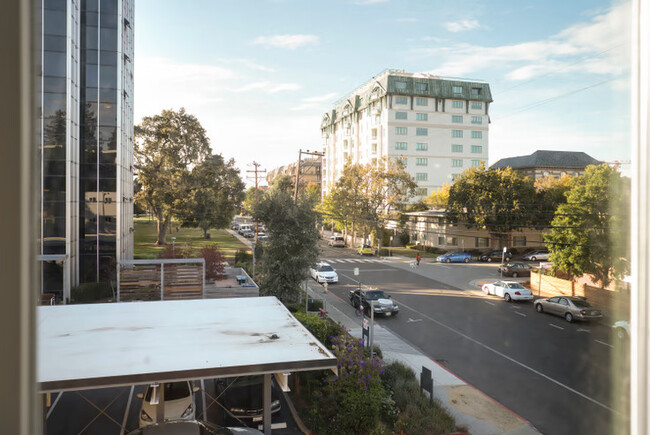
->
[38,0,133,298]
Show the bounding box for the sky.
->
[133,0,631,186]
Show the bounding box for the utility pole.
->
[247,162,266,278]
[294,149,324,202]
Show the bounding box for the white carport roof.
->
[37,297,337,392]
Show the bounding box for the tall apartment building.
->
[38,0,134,300]
[321,70,492,200]
[266,158,322,191]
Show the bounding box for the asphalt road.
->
[318,242,630,435]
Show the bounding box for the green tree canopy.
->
[176,154,245,238]
[447,167,536,244]
[423,183,451,210]
[253,181,320,302]
[544,164,630,286]
[134,108,211,244]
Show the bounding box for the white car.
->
[482,280,534,302]
[310,262,339,284]
[137,381,199,427]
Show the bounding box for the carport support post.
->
[156,382,166,423]
[160,263,165,300]
[263,373,272,435]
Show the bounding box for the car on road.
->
[328,235,346,247]
[309,262,339,284]
[256,233,268,242]
[613,320,630,340]
[238,225,252,235]
[534,296,603,322]
[231,223,240,231]
[478,249,512,263]
[436,251,471,263]
[137,381,199,428]
[243,231,255,239]
[349,288,399,316]
[357,244,373,255]
[481,280,534,302]
[497,262,534,277]
[523,250,550,261]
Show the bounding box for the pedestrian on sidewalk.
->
[416,253,421,266]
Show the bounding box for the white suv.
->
[328,236,346,247]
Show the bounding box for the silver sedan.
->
[534,296,603,323]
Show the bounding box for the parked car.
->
[231,223,240,231]
[243,231,255,239]
[128,420,263,435]
[478,249,512,262]
[216,376,281,425]
[497,262,534,277]
[310,262,339,284]
[357,244,373,255]
[534,296,603,322]
[328,236,346,247]
[256,233,268,242]
[481,280,534,302]
[436,251,471,263]
[238,224,252,235]
[613,320,630,340]
[137,381,199,428]
[523,250,550,261]
[349,288,399,316]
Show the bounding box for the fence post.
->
[161,263,165,301]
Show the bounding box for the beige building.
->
[490,150,601,179]
[405,210,545,252]
[321,69,492,201]
[266,157,322,191]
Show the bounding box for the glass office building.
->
[38,0,134,300]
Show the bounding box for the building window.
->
[471,131,483,139]
[416,142,428,151]
[416,158,428,166]
[416,97,428,106]
[475,237,490,248]
[471,116,482,124]
[343,140,348,149]
[416,172,428,181]
[452,115,463,123]
[452,86,462,94]
[471,87,481,96]
[452,144,463,153]
[395,96,408,104]
[471,160,483,167]
[395,111,407,120]
[372,143,377,154]
[395,127,407,135]
[452,100,463,109]
[471,145,483,153]
[513,235,527,246]
[371,128,377,139]
[395,142,407,150]
[416,113,428,121]
[416,187,428,196]
[471,102,483,109]
[416,128,428,136]
[446,236,458,246]
[399,157,407,165]
[452,130,463,138]
[451,173,461,181]
[437,236,445,245]
[395,81,407,90]
[416,82,428,91]
[452,159,463,168]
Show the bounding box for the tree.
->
[544,164,630,287]
[243,186,266,215]
[253,181,320,302]
[319,162,365,241]
[134,108,211,245]
[176,154,245,238]
[423,183,451,210]
[532,174,572,228]
[447,167,536,246]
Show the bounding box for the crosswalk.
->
[321,258,390,264]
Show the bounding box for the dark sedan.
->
[478,249,512,262]
[497,262,534,277]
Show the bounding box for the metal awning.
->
[38,297,337,392]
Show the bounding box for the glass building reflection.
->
[38,0,134,300]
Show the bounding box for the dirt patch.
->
[446,385,525,432]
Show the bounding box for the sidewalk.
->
[306,280,541,435]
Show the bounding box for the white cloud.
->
[415,2,630,81]
[396,17,419,23]
[233,81,301,94]
[444,19,480,32]
[251,34,319,49]
[268,83,301,93]
[303,92,338,103]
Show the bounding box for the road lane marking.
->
[549,324,564,330]
[483,301,495,306]
[515,311,526,317]
[394,299,619,414]
[407,318,423,323]
[577,328,591,333]
[595,340,614,349]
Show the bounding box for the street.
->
[316,242,630,435]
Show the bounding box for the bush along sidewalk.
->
[290,312,459,434]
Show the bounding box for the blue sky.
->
[134,0,631,184]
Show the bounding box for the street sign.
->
[354,267,359,276]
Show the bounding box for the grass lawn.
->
[133,217,250,262]
[387,245,441,258]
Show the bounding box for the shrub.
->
[363,344,383,360]
[234,248,252,264]
[378,248,390,257]
[71,282,114,303]
[399,231,410,246]
[424,246,442,254]
[293,311,343,348]
[199,244,226,281]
